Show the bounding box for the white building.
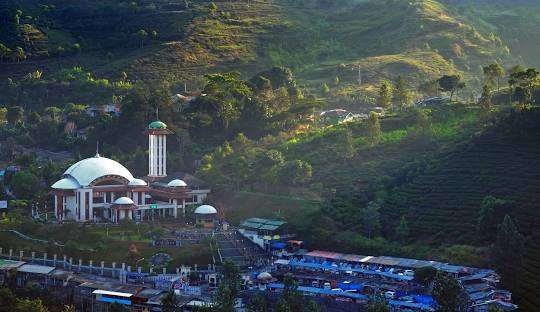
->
[50,120,210,223]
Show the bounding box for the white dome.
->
[194,205,217,215]
[167,179,187,187]
[63,155,134,187]
[128,178,147,186]
[257,272,273,280]
[51,177,80,190]
[114,197,134,205]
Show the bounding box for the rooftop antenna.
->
[95,141,100,157]
[156,106,159,120]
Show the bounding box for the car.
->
[404,270,414,277]
[323,282,331,290]
[384,291,396,299]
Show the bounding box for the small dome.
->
[194,205,217,215]
[257,272,273,280]
[167,179,187,187]
[114,197,134,205]
[51,177,80,190]
[129,178,147,186]
[149,120,167,130]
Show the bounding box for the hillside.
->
[380,108,540,310]
[1,0,527,108]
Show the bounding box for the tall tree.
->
[483,63,505,91]
[437,75,464,100]
[478,84,492,112]
[277,274,303,312]
[161,290,179,312]
[395,216,409,242]
[6,106,23,125]
[0,43,11,63]
[509,68,539,106]
[367,111,381,146]
[415,108,431,135]
[476,196,506,241]
[362,201,381,239]
[135,29,148,48]
[432,271,465,312]
[247,292,268,312]
[13,47,25,63]
[394,76,413,110]
[215,260,240,312]
[494,215,524,290]
[378,80,393,110]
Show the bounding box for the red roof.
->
[305,250,343,260]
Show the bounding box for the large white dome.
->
[194,205,217,215]
[63,155,134,187]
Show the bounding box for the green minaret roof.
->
[148,120,167,130]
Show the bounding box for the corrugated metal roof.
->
[93,289,133,297]
[0,259,25,270]
[18,264,55,274]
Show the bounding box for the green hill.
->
[1,0,529,105]
[379,108,540,310]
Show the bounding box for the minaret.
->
[147,118,171,178]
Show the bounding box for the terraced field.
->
[380,109,540,308]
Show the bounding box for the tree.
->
[476,196,506,241]
[0,288,17,312]
[110,303,128,312]
[0,43,11,63]
[509,68,539,106]
[395,216,409,241]
[415,108,431,135]
[277,274,303,312]
[414,266,437,286]
[280,160,312,186]
[362,201,381,239]
[45,106,62,121]
[61,305,76,312]
[215,260,240,312]
[13,47,26,63]
[483,63,505,91]
[377,80,393,110]
[135,29,148,48]
[7,106,24,125]
[14,298,49,312]
[161,290,179,312]
[432,271,464,312]
[367,111,381,146]
[72,43,81,55]
[321,83,330,96]
[247,292,268,312]
[11,171,40,200]
[478,84,492,112]
[208,2,218,14]
[366,294,390,312]
[437,75,464,100]
[494,215,524,290]
[0,107,7,123]
[394,76,413,110]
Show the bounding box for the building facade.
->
[50,120,210,223]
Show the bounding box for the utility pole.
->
[357,65,362,86]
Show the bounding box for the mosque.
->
[50,120,213,223]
